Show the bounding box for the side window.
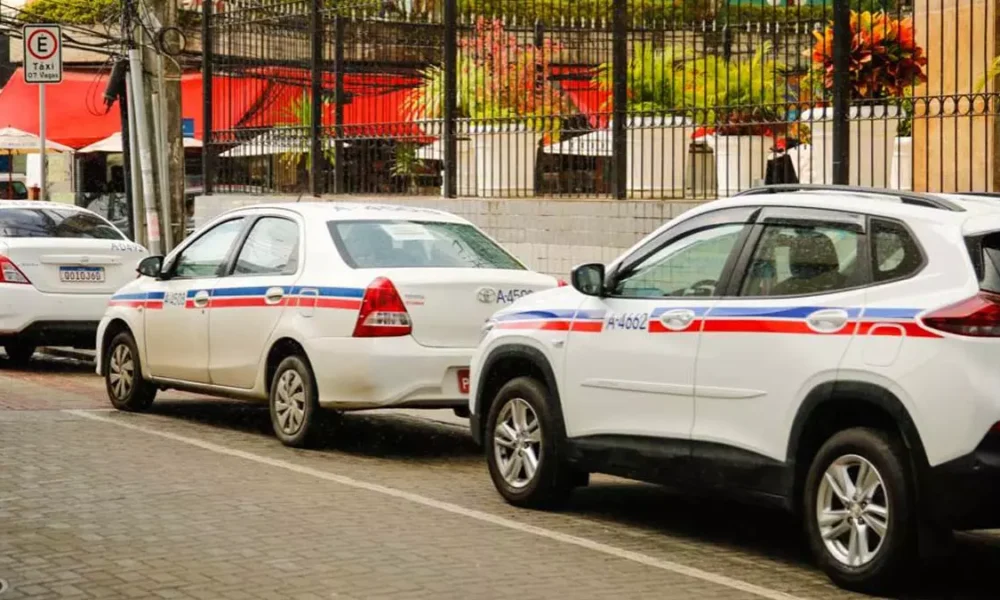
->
[232,218,300,276]
[173,218,245,279]
[739,224,861,297]
[612,224,747,298]
[871,218,923,283]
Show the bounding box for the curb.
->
[39,347,97,363]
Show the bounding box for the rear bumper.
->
[303,335,473,410]
[0,284,109,342]
[924,432,1000,530]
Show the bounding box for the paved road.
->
[1,353,998,600]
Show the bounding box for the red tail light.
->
[352,277,412,338]
[0,255,30,284]
[557,279,568,287]
[991,422,1000,434]
[921,292,1000,337]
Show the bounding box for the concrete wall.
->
[194,195,706,277]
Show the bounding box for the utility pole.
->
[141,0,185,250]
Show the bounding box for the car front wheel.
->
[269,355,320,448]
[2,339,36,365]
[485,376,576,509]
[804,427,915,594]
[105,332,157,411]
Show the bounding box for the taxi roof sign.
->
[22,25,63,85]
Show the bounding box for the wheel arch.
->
[262,336,311,396]
[787,380,930,512]
[99,318,137,376]
[473,344,566,446]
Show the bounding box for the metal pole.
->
[39,83,46,201]
[309,0,323,197]
[334,15,346,195]
[611,0,627,199]
[119,83,135,241]
[126,78,145,246]
[155,55,173,251]
[831,0,851,185]
[442,0,457,198]
[201,0,214,195]
[128,48,162,255]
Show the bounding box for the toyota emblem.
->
[476,287,497,304]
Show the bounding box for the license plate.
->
[59,266,105,283]
[457,368,470,395]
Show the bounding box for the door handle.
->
[264,287,285,305]
[192,290,211,308]
[806,308,849,333]
[658,309,696,331]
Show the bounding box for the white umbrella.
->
[219,130,337,158]
[0,126,73,196]
[78,132,203,154]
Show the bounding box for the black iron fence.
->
[201,0,1000,198]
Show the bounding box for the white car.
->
[96,202,558,446]
[0,200,147,363]
[469,185,1000,594]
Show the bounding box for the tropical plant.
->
[391,143,422,193]
[974,55,1000,93]
[680,42,790,136]
[405,17,574,140]
[594,44,692,113]
[277,92,336,173]
[808,11,928,100]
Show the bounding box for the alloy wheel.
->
[816,454,890,568]
[493,397,542,489]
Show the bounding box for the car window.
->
[174,218,245,279]
[739,225,861,297]
[0,207,124,239]
[232,217,300,276]
[330,220,524,270]
[1,182,28,199]
[871,219,922,283]
[611,224,747,298]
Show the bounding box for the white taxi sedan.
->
[0,200,147,363]
[96,202,558,446]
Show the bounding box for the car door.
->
[692,207,869,470]
[208,214,303,389]
[562,207,757,443]
[143,216,247,383]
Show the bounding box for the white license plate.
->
[59,266,105,283]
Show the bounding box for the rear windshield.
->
[0,182,28,200]
[0,208,124,240]
[330,220,525,270]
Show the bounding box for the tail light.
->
[557,279,568,287]
[991,422,1000,434]
[352,277,412,338]
[921,292,1000,337]
[0,255,30,284]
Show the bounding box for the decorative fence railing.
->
[201,0,1000,199]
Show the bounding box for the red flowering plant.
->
[405,17,574,142]
[807,11,927,100]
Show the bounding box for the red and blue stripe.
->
[110,286,364,311]
[495,309,606,332]
[109,291,165,310]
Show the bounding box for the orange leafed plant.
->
[810,11,927,99]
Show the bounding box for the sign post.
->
[23,24,62,202]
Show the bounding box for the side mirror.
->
[137,255,165,279]
[570,263,606,297]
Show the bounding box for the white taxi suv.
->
[0,200,147,363]
[469,185,1000,594]
[96,202,557,446]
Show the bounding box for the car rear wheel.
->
[2,339,36,365]
[269,355,320,448]
[804,427,915,594]
[105,332,156,411]
[485,376,576,509]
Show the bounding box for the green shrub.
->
[17,0,119,24]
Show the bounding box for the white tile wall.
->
[194,195,708,277]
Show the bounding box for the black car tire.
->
[105,331,157,411]
[269,355,321,448]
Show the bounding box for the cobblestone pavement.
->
[1,353,998,600]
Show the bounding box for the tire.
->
[105,332,156,411]
[803,427,916,594]
[484,376,576,509]
[3,339,36,365]
[269,355,321,448]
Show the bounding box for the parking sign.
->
[23,25,62,84]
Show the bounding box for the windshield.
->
[330,220,525,270]
[0,207,125,239]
